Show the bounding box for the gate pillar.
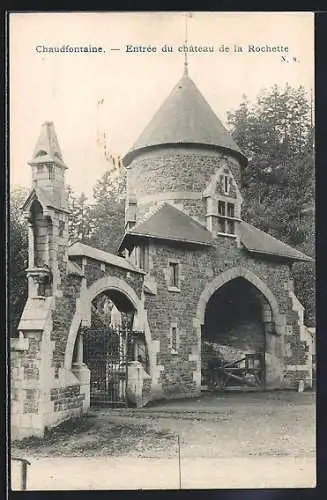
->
[72,331,90,411]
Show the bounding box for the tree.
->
[9,186,29,337]
[66,186,95,244]
[228,84,315,324]
[88,163,126,253]
[66,155,127,253]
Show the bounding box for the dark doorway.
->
[202,278,265,390]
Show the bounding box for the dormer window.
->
[217,200,236,235]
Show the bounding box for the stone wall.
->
[51,275,83,377]
[127,147,242,224]
[82,260,144,297]
[50,385,85,413]
[282,290,312,388]
[11,332,42,439]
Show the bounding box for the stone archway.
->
[195,266,286,390]
[63,275,154,408]
[64,276,143,371]
[196,267,284,333]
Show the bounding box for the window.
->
[139,245,149,272]
[218,201,226,216]
[227,203,235,218]
[217,200,236,235]
[169,262,179,288]
[224,175,230,194]
[170,324,179,353]
[47,165,54,180]
[171,327,178,352]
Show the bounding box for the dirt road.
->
[11,390,316,490]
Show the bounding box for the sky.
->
[9,11,314,197]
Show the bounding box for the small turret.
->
[21,122,70,299]
[28,121,68,210]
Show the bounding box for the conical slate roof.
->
[123,71,247,167]
[29,121,67,168]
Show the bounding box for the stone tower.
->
[123,69,247,242]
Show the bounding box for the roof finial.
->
[184,12,192,76]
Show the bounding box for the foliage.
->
[228,84,315,324]
[66,186,95,244]
[66,159,126,253]
[87,166,126,254]
[9,186,29,336]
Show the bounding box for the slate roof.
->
[120,203,312,263]
[68,242,145,274]
[124,203,215,246]
[28,121,67,169]
[239,221,312,262]
[123,72,247,167]
[21,185,69,213]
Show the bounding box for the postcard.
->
[9,11,315,491]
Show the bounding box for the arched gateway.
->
[64,275,151,408]
[196,267,287,391]
[64,275,143,370]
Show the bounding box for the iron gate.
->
[83,327,147,406]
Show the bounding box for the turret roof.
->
[28,121,67,168]
[123,72,247,167]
